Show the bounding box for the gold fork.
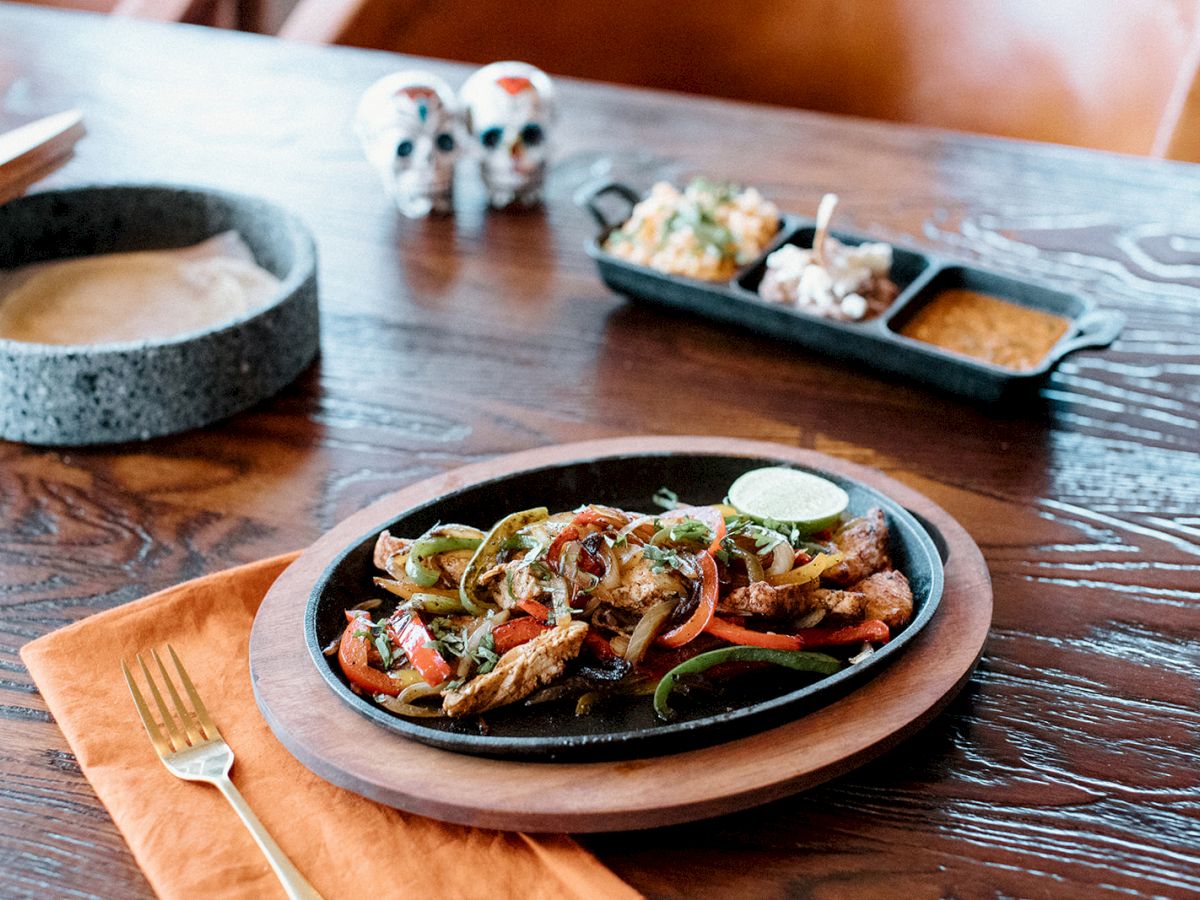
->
[122,645,323,900]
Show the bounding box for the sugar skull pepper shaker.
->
[460,61,556,209]
[355,70,461,218]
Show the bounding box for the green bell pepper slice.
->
[459,507,549,615]
[405,534,483,587]
[653,646,841,720]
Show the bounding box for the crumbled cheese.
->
[759,237,893,321]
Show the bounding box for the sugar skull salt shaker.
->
[354,71,461,218]
[460,61,556,208]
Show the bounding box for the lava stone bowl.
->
[0,184,318,445]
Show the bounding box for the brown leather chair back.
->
[282,0,1200,160]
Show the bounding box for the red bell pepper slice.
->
[493,617,551,655]
[657,551,719,648]
[795,620,890,649]
[705,615,803,651]
[547,525,580,567]
[337,611,406,696]
[386,612,451,687]
[662,505,727,555]
[583,630,619,661]
[518,598,551,621]
[705,617,890,651]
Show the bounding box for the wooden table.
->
[2,5,1198,897]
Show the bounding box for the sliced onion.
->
[795,608,827,629]
[559,541,582,587]
[765,541,794,577]
[600,542,622,590]
[729,545,765,583]
[456,610,509,678]
[351,598,382,612]
[375,682,445,717]
[608,633,630,656]
[623,598,679,666]
[617,543,646,567]
[547,575,572,624]
[848,642,875,665]
[615,514,659,545]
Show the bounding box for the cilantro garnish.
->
[665,517,712,545]
[642,544,688,574]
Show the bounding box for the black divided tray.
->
[577,182,1124,402]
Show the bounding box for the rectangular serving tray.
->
[577,181,1123,403]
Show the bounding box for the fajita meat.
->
[443,621,587,717]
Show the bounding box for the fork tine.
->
[167,644,220,740]
[137,654,187,751]
[122,659,172,756]
[151,647,204,745]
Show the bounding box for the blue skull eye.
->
[480,126,503,149]
[520,123,544,147]
[396,139,415,158]
[435,132,456,152]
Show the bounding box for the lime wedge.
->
[727,467,849,533]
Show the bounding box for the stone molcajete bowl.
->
[0,184,318,445]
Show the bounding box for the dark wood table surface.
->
[2,4,1199,898]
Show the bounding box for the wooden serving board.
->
[249,436,993,833]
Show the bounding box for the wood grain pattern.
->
[0,4,1198,898]
[250,437,991,831]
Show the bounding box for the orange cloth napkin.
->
[20,553,639,900]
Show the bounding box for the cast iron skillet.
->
[305,452,946,760]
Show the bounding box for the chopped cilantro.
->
[373,634,395,669]
[474,632,500,675]
[642,543,688,574]
[666,517,712,545]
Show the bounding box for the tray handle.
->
[1052,308,1125,361]
[574,180,640,234]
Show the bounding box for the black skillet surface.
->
[306,452,945,760]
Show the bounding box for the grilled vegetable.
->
[405,527,484,587]
[653,646,840,719]
[657,551,719,648]
[459,507,549,614]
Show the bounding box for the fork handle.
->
[213,774,325,900]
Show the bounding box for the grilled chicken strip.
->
[594,550,688,613]
[483,547,688,613]
[851,569,913,629]
[443,621,587,717]
[823,508,890,586]
[719,580,865,620]
[373,531,412,576]
[434,550,472,585]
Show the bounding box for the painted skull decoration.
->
[355,70,460,218]
[460,61,556,208]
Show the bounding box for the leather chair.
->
[280,0,1200,161]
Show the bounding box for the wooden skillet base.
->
[249,436,992,833]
